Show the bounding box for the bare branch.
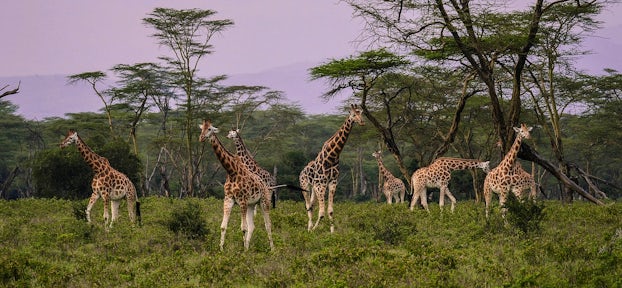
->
[0,81,20,99]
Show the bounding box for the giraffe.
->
[483,123,533,218]
[199,120,274,251]
[226,128,278,208]
[509,162,538,200]
[495,140,538,200]
[60,129,141,229]
[372,151,406,204]
[299,104,365,232]
[409,157,490,213]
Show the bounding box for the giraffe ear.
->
[527,126,533,132]
[513,126,520,133]
[199,124,204,130]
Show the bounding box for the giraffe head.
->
[478,161,491,173]
[349,104,365,126]
[199,120,219,142]
[372,150,382,159]
[60,129,79,148]
[513,123,533,140]
[226,128,240,140]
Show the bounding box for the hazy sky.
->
[1,0,621,78]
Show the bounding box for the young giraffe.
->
[299,104,365,232]
[372,151,406,204]
[409,157,490,213]
[199,120,274,251]
[484,123,533,218]
[226,128,278,208]
[509,162,538,200]
[60,129,141,229]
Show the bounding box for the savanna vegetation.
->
[1,1,622,286]
[0,197,621,287]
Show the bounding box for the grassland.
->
[0,197,620,287]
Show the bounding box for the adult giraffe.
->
[299,104,365,232]
[199,120,274,251]
[226,128,278,208]
[410,157,490,213]
[60,129,141,229]
[484,123,533,218]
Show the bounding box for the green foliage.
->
[166,200,209,240]
[0,198,620,287]
[503,193,546,235]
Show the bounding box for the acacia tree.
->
[67,71,116,134]
[345,0,605,204]
[109,63,170,155]
[143,8,234,197]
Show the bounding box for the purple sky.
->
[2,0,621,78]
[1,0,621,119]
[0,1,364,78]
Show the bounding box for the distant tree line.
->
[1,2,620,203]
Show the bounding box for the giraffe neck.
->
[233,135,256,167]
[209,134,240,175]
[437,158,485,171]
[376,158,393,180]
[317,117,354,164]
[75,136,108,173]
[499,134,523,172]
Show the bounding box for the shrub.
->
[166,201,209,240]
[503,193,546,234]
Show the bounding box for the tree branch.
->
[0,82,20,99]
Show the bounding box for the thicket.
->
[0,197,620,287]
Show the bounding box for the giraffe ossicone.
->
[299,104,365,233]
[372,151,406,204]
[410,157,490,213]
[199,120,274,251]
[60,129,141,229]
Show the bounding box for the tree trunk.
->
[518,143,603,205]
[0,167,19,199]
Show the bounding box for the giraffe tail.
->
[136,201,142,227]
[270,184,308,192]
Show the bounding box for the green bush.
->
[167,201,209,240]
[503,193,546,234]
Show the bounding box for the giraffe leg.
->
[239,202,249,250]
[243,203,255,251]
[126,197,137,225]
[442,186,458,213]
[420,188,430,213]
[399,186,405,203]
[220,197,234,251]
[499,191,508,218]
[85,191,100,224]
[385,188,392,204]
[439,186,446,212]
[102,195,111,230]
[409,184,421,211]
[260,195,275,251]
[312,184,327,231]
[484,182,492,219]
[302,189,314,231]
[327,180,337,233]
[110,200,121,228]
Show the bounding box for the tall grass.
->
[0,197,620,287]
